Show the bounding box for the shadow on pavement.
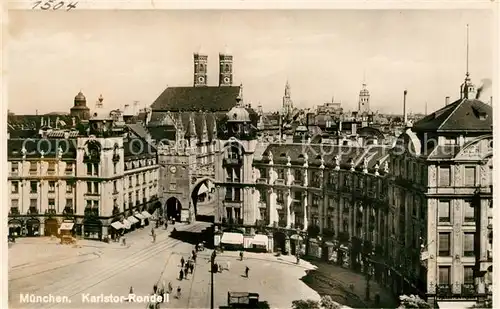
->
[195,214,215,223]
[170,225,214,248]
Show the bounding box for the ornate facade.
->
[7,94,160,240]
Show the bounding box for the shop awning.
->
[127,216,139,224]
[111,221,124,230]
[437,301,476,309]
[121,219,131,229]
[198,183,209,195]
[134,213,146,220]
[221,232,244,245]
[141,211,152,219]
[8,221,22,227]
[59,222,74,230]
[252,234,268,246]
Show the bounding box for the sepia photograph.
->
[6,9,495,309]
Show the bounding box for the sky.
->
[8,10,494,115]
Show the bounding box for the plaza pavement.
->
[9,219,391,309]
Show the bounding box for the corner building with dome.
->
[212,72,492,308]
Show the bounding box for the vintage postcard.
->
[5,7,496,309]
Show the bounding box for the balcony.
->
[256,178,267,184]
[28,207,38,215]
[10,170,18,176]
[9,207,20,215]
[29,170,38,176]
[293,180,303,186]
[63,207,74,215]
[436,284,453,298]
[65,169,73,176]
[45,209,57,215]
[275,179,285,186]
[47,169,56,176]
[461,284,476,297]
[223,158,242,165]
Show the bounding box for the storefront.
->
[44,218,59,237]
[127,216,140,230]
[8,219,22,237]
[140,211,152,226]
[83,218,102,240]
[251,234,269,252]
[26,218,40,237]
[221,232,244,250]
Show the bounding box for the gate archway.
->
[191,178,216,217]
[166,197,182,222]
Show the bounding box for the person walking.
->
[128,286,134,302]
[168,282,173,294]
[179,269,184,280]
[239,251,244,261]
[245,266,249,278]
[181,257,185,268]
[176,286,181,299]
[192,253,197,263]
[189,263,194,274]
[164,221,168,230]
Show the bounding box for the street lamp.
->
[210,250,216,309]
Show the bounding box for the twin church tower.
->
[193,49,233,87]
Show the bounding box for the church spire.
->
[460,24,476,100]
[284,80,291,98]
[283,80,293,115]
[236,83,244,106]
[212,114,218,140]
[187,112,197,146]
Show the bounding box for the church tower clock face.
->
[224,77,230,84]
[198,76,205,83]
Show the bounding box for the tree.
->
[320,295,342,309]
[397,295,431,309]
[291,299,320,309]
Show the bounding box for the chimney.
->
[445,96,450,106]
[403,90,408,125]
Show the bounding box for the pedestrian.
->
[122,237,127,246]
[226,261,231,271]
[152,234,156,243]
[165,221,168,230]
[184,265,189,277]
[296,255,300,264]
[240,251,244,261]
[153,284,158,294]
[176,286,181,299]
[168,282,173,294]
[245,266,249,278]
[181,257,185,268]
[195,243,199,252]
[190,263,194,274]
[192,249,196,258]
[179,269,184,280]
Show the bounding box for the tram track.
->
[20,223,203,309]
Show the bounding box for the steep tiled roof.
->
[8,138,77,160]
[151,86,239,112]
[255,143,390,171]
[126,123,150,141]
[413,98,492,133]
[123,138,157,160]
[426,145,461,160]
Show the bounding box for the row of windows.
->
[438,265,475,285]
[10,197,76,215]
[438,200,476,223]
[438,232,475,257]
[437,165,492,187]
[11,162,74,175]
[392,157,426,185]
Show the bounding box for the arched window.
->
[226,145,241,160]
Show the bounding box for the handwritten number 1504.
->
[32,0,78,11]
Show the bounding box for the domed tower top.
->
[70,90,90,120]
[74,91,87,106]
[227,84,250,123]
